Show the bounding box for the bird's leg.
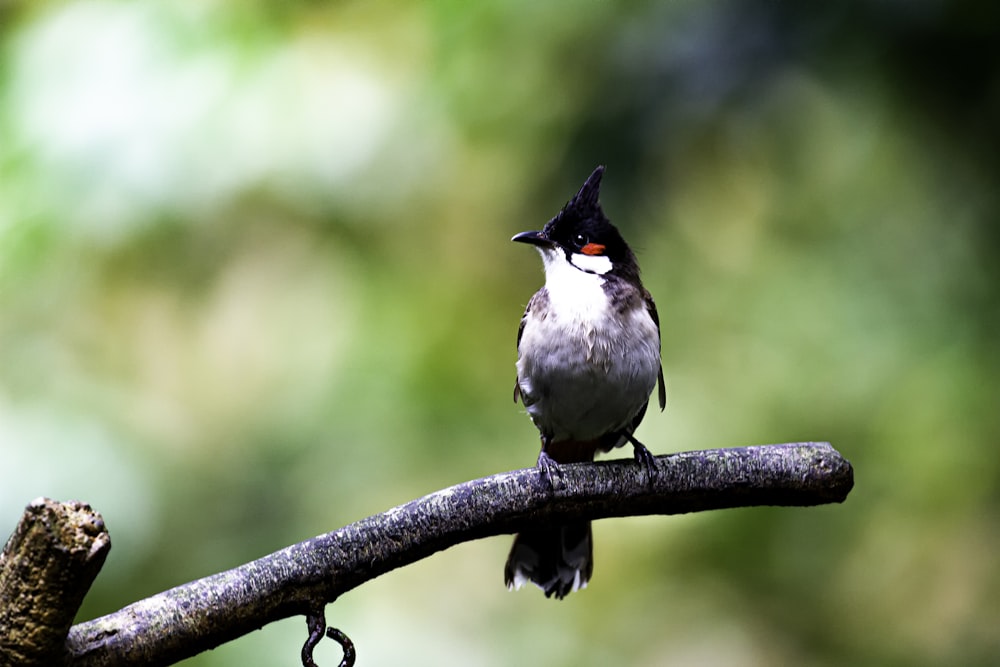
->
[536,436,563,491]
[623,430,657,482]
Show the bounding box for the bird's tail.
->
[505,438,600,599]
[504,521,593,599]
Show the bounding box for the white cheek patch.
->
[569,252,613,275]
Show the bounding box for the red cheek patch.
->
[581,243,606,256]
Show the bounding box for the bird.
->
[504,165,666,600]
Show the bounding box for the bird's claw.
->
[633,442,657,480]
[537,449,564,491]
[624,431,657,484]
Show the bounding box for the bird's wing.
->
[513,288,546,404]
[645,290,667,411]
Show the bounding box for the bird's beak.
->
[511,230,551,247]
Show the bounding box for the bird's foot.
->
[537,449,564,491]
[624,432,658,484]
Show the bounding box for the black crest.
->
[542,166,637,272]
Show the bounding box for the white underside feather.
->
[517,247,660,442]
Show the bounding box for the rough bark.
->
[0,499,110,667]
[0,442,853,667]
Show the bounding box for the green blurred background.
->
[2,1,998,665]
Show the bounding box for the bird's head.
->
[512,166,637,279]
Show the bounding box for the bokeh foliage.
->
[2,1,998,665]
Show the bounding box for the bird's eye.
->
[574,233,588,248]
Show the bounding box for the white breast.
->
[517,248,660,443]
[540,247,611,324]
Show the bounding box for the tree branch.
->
[46,442,851,666]
[0,499,110,667]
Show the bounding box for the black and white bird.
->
[505,165,666,599]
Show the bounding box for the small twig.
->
[323,628,355,667]
[301,611,326,667]
[302,610,356,667]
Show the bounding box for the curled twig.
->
[324,628,355,667]
[302,608,355,667]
